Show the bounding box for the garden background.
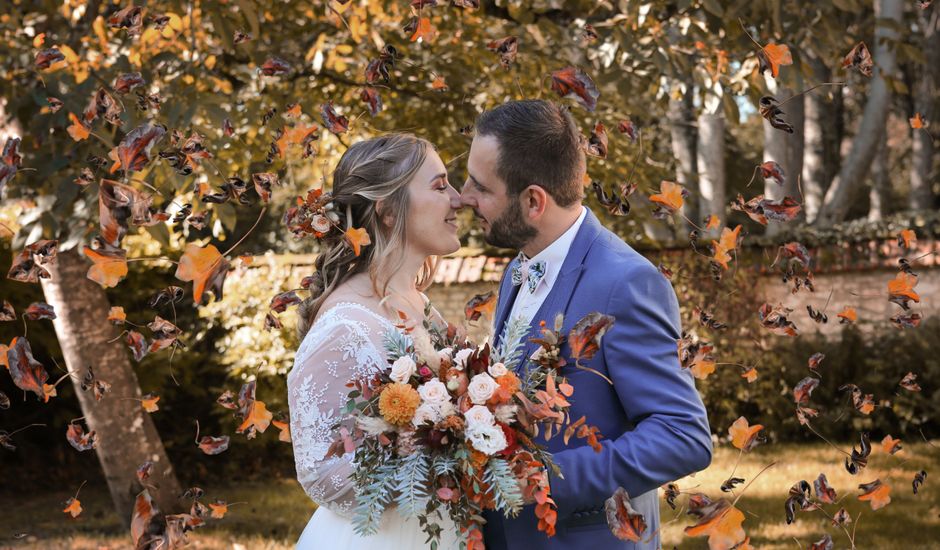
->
[1,0,939,548]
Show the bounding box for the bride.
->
[287,133,463,549]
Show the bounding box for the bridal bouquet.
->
[326,308,611,549]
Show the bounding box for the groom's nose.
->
[459,186,477,208]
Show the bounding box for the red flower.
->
[496,422,520,458]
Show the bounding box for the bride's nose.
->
[447,184,461,208]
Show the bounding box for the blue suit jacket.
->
[482,209,712,550]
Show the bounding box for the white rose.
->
[494,403,518,424]
[389,356,417,384]
[488,362,508,378]
[418,379,450,406]
[454,348,473,370]
[463,404,495,430]
[439,347,453,360]
[412,403,440,427]
[466,422,508,456]
[468,372,498,405]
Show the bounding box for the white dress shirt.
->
[507,207,587,325]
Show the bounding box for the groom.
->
[460,100,712,549]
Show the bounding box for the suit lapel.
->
[517,209,604,369]
[493,256,520,346]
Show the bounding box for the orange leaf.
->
[758,43,792,78]
[691,357,716,380]
[63,497,82,518]
[728,416,763,452]
[858,479,891,510]
[705,215,721,230]
[174,243,230,304]
[237,400,273,438]
[684,499,747,550]
[67,113,90,141]
[836,307,857,324]
[909,113,927,129]
[741,367,758,383]
[711,225,742,270]
[272,419,292,442]
[649,180,685,212]
[899,229,916,249]
[881,435,902,455]
[108,306,126,324]
[887,272,919,304]
[410,17,434,42]
[345,227,371,257]
[83,245,129,288]
[33,33,46,48]
[141,394,160,413]
[208,500,229,519]
[464,291,496,322]
[42,383,57,403]
[431,75,448,91]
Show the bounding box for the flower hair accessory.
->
[284,188,371,256]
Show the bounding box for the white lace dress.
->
[288,302,460,549]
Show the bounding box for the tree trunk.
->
[784,57,805,219]
[911,7,939,210]
[40,248,182,524]
[696,107,725,237]
[668,78,699,231]
[868,131,889,221]
[815,0,903,226]
[762,74,803,235]
[802,54,830,223]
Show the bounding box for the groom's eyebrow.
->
[467,173,485,190]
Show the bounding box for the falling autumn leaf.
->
[843,42,873,77]
[550,66,600,112]
[757,42,792,78]
[729,416,764,452]
[909,113,927,129]
[83,243,129,288]
[858,479,891,510]
[345,227,371,256]
[711,225,742,270]
[465,291,497,322]
[649,180,686,217]
[604,487,647,542]
[141,394,160,413]
[174,243,231,305]
[63,497,82,518]
[410,17,434,42]
[684,499,747,550]
[66,113,90,141]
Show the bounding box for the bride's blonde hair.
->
[297,133,438,339]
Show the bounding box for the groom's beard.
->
[482,198,537,250]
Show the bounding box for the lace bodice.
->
[287,302,396,518]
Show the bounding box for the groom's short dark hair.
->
[475,100,585,207]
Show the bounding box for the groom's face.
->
[461,135,536,249]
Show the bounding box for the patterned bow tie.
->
[510,255,546,293]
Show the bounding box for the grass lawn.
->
[1,442,937,549]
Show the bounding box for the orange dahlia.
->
[378,382,421,425]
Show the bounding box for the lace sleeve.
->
[287,303,392,518]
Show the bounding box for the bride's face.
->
[403,149,461,256]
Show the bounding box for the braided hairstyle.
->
[296,133,437,339]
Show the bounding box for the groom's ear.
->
[520,184,549,221]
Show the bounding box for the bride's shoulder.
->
[312,289,392,332]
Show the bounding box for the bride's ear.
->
[375,199,395,229]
